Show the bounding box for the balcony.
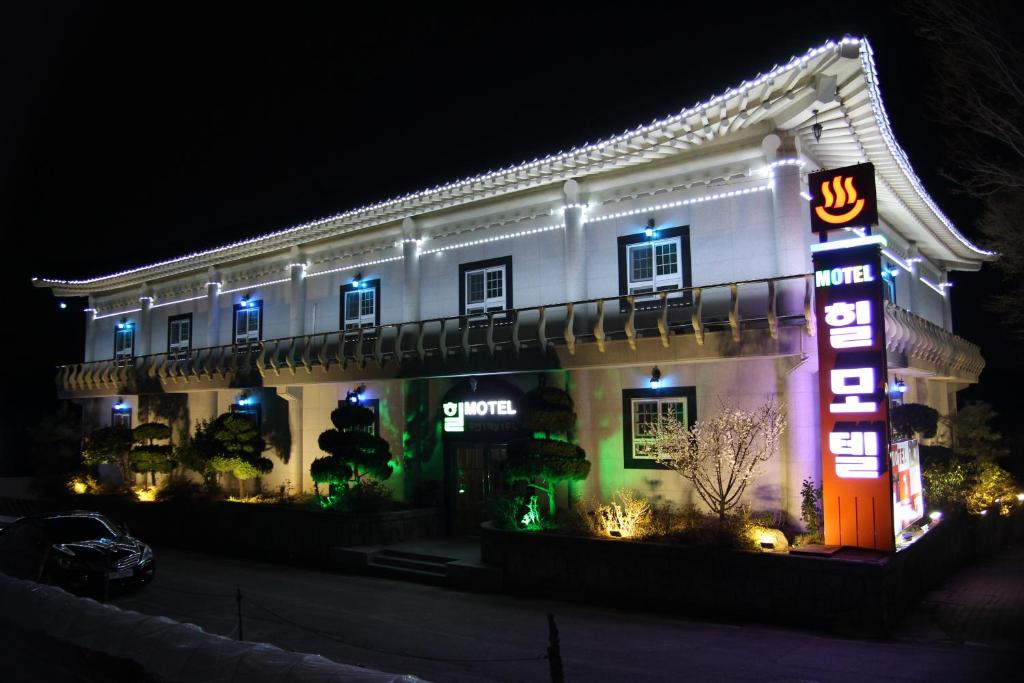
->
[55,274,983,397]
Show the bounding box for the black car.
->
[0,511,154,594]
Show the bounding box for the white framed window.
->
[168,314,192,359]
[111,408,132,428]
[344,288,377,330]
[114,325,134,366]
[465,265,505,315]
[630,397,688,459]
[626,237,683,295]
[234,302,262,348]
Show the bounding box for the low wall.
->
[56,499,442,566]
[481,510,1024,634]
[0,572,424,682]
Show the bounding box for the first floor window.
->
[234,301,262,348]
[339,397,380,436]
[622,387,696,469]
[114,324,134,365]
[168,314,192,359]
[341,279,380,331]
[460,257,511,317]
[111,407,132,428]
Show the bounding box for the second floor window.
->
[234,300,262,348]
[460,256,512,317]
[114,324,134,365]
[341,279,380,331]
[167,313,192,359]
[626,237,683,294]
[618,226,692,302]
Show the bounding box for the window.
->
[339,397,380,436]
[460,256,512,317]
[230,402,262,428]
[618,226,692,302]
[113,324,135,366]
[340,279,380,331]
[233,300,263,349]
[111,406,132,428]
[621,387,696,469]
[167,313,193,359]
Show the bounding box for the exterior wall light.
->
[644,218,657,239]
[812,109,822,143]
[345,384,366,405]
[59,301,67,310]
[352,272,364,288]
[113,398,129,411]
[890,378,907,396]
[650,366,662,389]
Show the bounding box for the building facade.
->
[38,38,989,535]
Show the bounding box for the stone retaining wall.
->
[481,510,1024,634]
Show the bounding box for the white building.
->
[37,38,989,534]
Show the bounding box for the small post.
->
[547,613,564,683]
[236,588,244,641]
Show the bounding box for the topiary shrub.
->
[130,422,175,486]
[206,413,271,497]
[504,385,590,517]
[891,403,939,441]
[311,397,393,506]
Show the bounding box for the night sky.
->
[0,3,1012,471]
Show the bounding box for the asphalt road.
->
[108,547,1016,683]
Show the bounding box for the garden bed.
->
[57,497,442,566]
[480,509,1024,635]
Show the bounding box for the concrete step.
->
[377,548,456,565]
[371,552,448,573]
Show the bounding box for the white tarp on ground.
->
[0,572,426,683]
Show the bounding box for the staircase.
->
[330,541,502,590]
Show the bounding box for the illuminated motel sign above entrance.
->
[443,400,517,433]
[811,235,895,551]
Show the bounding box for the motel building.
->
[37,38,990,548]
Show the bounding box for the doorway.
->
[450,443,507,537]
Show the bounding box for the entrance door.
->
[452,444,507,537]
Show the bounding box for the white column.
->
[206,268,222,348]
[288,247,307,337]
[905,243,921,315]
[940,268,953,331]
[764,133,808,316]
[85,297,98,362]
[138,287,153,356]
[562,179,587,302]
[402,217,421,322]
[276,386,304,494]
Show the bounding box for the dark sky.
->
[0,3,1012,470]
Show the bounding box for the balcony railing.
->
[54,274,982,395]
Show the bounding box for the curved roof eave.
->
[33,36,992,295]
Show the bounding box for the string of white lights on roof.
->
[38,35,984,290]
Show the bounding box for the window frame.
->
[340,279,381,332]
[459,256,512,318]
[167,313,193,359]
[111,406,132,428]
[230,402,262,428]
[232,300,264,350]
[113,324,135,366]
[338,397,380,436]
[621,386,697,469]
[617,226,692,305]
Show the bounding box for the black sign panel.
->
[808,162,878,233]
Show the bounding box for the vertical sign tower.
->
[808,162,895,551]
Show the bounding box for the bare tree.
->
[904,0,1024,335]
[650,399,786,522]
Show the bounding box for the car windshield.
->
[43,517,115,543]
